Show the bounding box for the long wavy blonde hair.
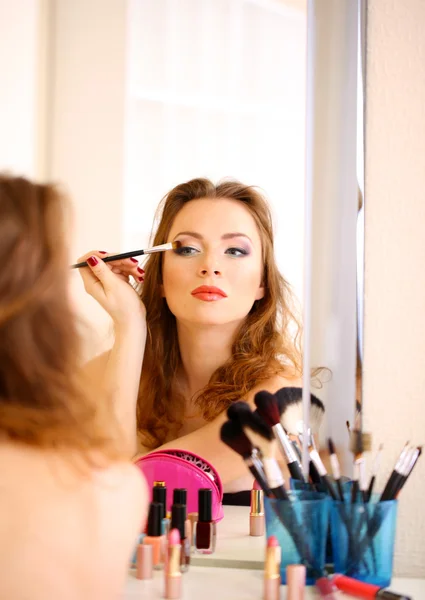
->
[137,178,303,448]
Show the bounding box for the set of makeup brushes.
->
[220,387,329,501]
[220,387,327,575]
[219,386,422,574]
[220,386,421,505]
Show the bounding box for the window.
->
[124,0,306,300]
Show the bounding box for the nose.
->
[198,249,222,277]
[199,267,221,276]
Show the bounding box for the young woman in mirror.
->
[0,175,148,599]
[79,178,303,500]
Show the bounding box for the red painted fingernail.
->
[87,256,98,267]
[99,251,107,254]
[130,257,138,263]
[137,267,145,274]
[138,276,144,282]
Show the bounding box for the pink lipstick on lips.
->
[191,285,228,302]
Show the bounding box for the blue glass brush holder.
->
[289,477,351,565]
[329,498,398,587]
[264,491,329,585]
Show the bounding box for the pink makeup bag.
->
[135,449,224,522]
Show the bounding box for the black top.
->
[222,490,251,506]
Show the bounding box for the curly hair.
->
[137,178,303,449]
[0,174,124,462]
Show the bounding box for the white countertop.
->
[190,504,264,569]
[122,506,425,599]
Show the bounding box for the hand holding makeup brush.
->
[76,250,146,327]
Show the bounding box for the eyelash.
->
[174,245,249,257]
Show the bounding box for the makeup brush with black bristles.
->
[220,419,272,496]
[226,408,320,572]
[253,390,305,482]
[275,387,325,486]
[393,445,422,499]
[70,241,182,269]
[379,441,410,501]
[220,417,312,568]
[380,444,421,501]
[228,402,289,501]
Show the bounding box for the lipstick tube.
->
[263,536,281,600]
[164,529,182,600]
[286,564,306,600]
[170,503,191,572]
[136,543,153,580]
[250,486,265,537]
[331,574,412,600]
[187,512,198,546]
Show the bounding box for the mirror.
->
[303,0,367,476]
[2,0,365,570]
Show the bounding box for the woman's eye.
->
[174,245,199,256]
[225,247,249,257]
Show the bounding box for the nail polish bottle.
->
[173,488,191,544]
[130,532,146,567]
[143,502,166,569]
[194,488,216,554]
[153,482,169,535]
[170,503,191,572]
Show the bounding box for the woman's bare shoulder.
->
[246,373,302,404]
[92,460,148,529]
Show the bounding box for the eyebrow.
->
[173,231,253,243]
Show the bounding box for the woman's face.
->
[162,198,265,327]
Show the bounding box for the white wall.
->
[48,0,129,357]
[364,0,425,577]
[0,0,46,177]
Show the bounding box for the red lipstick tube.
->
[331,574,412,600]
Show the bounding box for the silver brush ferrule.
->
[272,423,301,465]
